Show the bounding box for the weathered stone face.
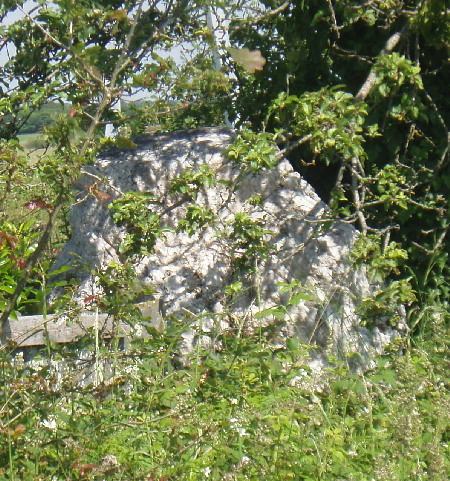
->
[53,127,404,366]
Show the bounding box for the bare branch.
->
[276,134,313,159]
[231,1,291,32]
[412,227,448,255]
[326,0,340,38]
[435,132,450,172]
[354,23,409,103]
[350,157,368,234]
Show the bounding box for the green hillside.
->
[18,102,69,134]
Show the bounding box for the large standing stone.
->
[53,127,404,366]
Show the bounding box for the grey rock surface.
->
[54,127,403,366]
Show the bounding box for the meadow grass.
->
[0,312,448,480]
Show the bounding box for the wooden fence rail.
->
[1,301,163,349]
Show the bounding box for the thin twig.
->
[411,227,448,255]
[276,134,313,159]
[231,1,292,32]
[326,0,340,38]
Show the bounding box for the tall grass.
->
[0,310,448,481]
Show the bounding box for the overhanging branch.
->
[354,23,410,103]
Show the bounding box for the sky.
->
[0,1,184,101]
[0,1,232,104]
[0,1,37,67]
[0,1,207,76]
[0,1,234,69]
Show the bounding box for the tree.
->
[227,0,449,321]
[0,0,449,331]
[0,0,278,330]
[0,3,449,478]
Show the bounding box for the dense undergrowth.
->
[0,305,448,480]
[1,1,449,479]
[0,119,448,481]
[0,140,448,480]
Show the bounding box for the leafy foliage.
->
[228,212,273,272]
[0,221,40,315]
[170,165,217,200]
[226,129,279,173]
[178,204,216,237]
[0,1,449,478]
[16,102,69,135]
[267,87,369,163]
[109,191,171,257]
[0,220,69,316]
[227,0,449,328]
[0,311,448,480]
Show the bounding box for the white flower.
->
[204,466,212,477]
[229,418,248,436]
[230,398,238,405]
[40,415,57,431]
[123,364,139,376]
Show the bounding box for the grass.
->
[0,127,447,480]
[0,309,448,480]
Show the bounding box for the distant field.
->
[18,132,46,150]
[19,102,69,135]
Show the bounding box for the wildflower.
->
[230,417,248,436]
[40,415,57,432]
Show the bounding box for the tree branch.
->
[276,134,312,159]
[354,23,409,103]
[0,195,64,339]
[231,1,292,32]
[0,1,191,336]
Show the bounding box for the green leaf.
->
[255,306,286,320]
[286,337,300,351]
[49,265,72,276]
[0,284,15,294]
[288,292,315,306]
